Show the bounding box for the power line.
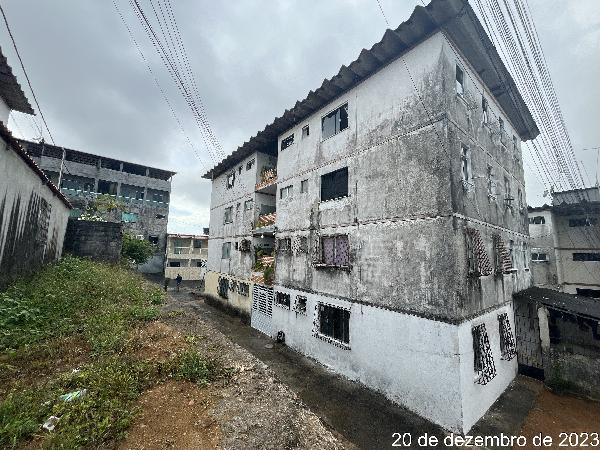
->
[0,3,55,145]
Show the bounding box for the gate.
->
[251,284,274,337]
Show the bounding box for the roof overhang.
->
[0,46,34,114]
[203,0,539,179]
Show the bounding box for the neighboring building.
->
[529,187,600,297]
[20,139,175,273]
[0,47,71,289]
[165,233,208,280]
[203,0,539,433]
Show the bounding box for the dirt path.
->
[124,291,348,450]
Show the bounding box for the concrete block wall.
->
[63,218,122,262]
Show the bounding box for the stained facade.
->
[20,139,175,273]
[203,0,539,433]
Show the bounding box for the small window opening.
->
[295,296,307,314]
[498,313,517,360]
[482,97,489,123]
[318,303,350,344]
[275,292,291,309]
[300,179,308,193]
[281,134,294,150]
[280,185,293,199]
[321,167,348,201]
[456,65,464,95]
[221,242,231,259]
[302,125,310,138]
[246,158,255,170]
[320,235,350,267]
[226,172,235,189]
[223,206,233,224]
[472,323,496,384]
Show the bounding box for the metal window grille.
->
[218,277,229,299]
[472,323,496,385]
[492,234,513,274]
[295,296,307,314]
[252,285,273,317]
[498,313,517,361]
[318,303,350,344]
[321,235,349,267]
[466,228,493,276]
[281,134,294,150]
[275,292,291,309]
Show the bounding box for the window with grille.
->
[226,172,235,189]
[223,206,233,224]
[472,323,496,385]
[295,296,307,314]
[275,292,291,309]
[221,242,231,259]
[532,252,548,261]
[277,237,291,254]
[239,283,250,297]
[498,313,517,361]
[246,158,255,170]
[302,125,309,138]
[244,199,253,211]
[319,235,350,267]
[322,103,348,140]
[281,134,294,150]
[218,277,229,299]
[321,167,348,201]
[318,303,350,344]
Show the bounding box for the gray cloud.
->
[2,0,598,234]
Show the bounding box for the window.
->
[97,180,118,195]
[300,179,308,193]
[302,125,309,138]
[97,180,117,195]
[148,189,169,203]
[569,218,597,227]
[472,323,496,385]
[223,206,233,224]
[246,158,255,170]
[455,65,464,95]
[509,240,515,267]
[321,167,348,201]
[573,253,600,262]
[244,199,253,211]
[518,189,524,210]
[121,212,138,223]
[156,214,166,219]
[318,303,350,344]
[275,292,291,309]
[513,136,519,153]
[169,261,181,267]
[280,185,293,200]
[281,134,294,150]
[321,103,348,140]
[482,96,489,123]
[486,165,495,198]
[193,239,203,248]
[218,277,229,299]
[576,288,600,299]
[504,177,512,202]
[529,216,545,225]
[532,253,548,261]
[277,237,291,253]
[226,172,235,189]
[238,166,242,174]
[222,242,231,259]
[499,117,506,146]
[320,235,350,267]
[498,313,517,361]
[148,235,159,245]
[465,228,493,276]
[239,283,250,297]
[295,296,307,314]
[522,242,528,269]
[120,184,145,200]
[461,144,472,186]
[196,261,205,267]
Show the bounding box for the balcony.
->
[253,213,276,235]
[167,247,208,259]
[255,167,277,194]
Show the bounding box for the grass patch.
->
[0,256,231,448]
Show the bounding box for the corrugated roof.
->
[202,0,539,180]
[514,287,600,321]
[0,45,34,114]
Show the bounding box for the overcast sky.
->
[2,0,598,233]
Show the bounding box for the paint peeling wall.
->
[528,209,559,289]
[0,138,70,289]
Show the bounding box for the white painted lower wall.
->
[269,286,517,433]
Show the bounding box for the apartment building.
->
[165,233,208,280]
[529,187,600,297]
[203,0,539,433]
[20,139,175,273]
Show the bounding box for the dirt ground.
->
[517,388,600,449]
[120,295,347,450]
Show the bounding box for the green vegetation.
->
[0,257,228,448]
[121,233,157,267]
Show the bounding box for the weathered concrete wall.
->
[165,266,205,281]
[0,138,70,289]
[63,218,122,262]
[544,308,600,399]
[270,285,516,433]
[528,209,559,289]
[204,270,253,315]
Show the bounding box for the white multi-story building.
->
[165,233,208,280]
[203,0,539,433]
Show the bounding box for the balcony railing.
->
[60,188,169,207]
[255,168,277,191]
[168,248,208,258]
[254,212,276,229]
